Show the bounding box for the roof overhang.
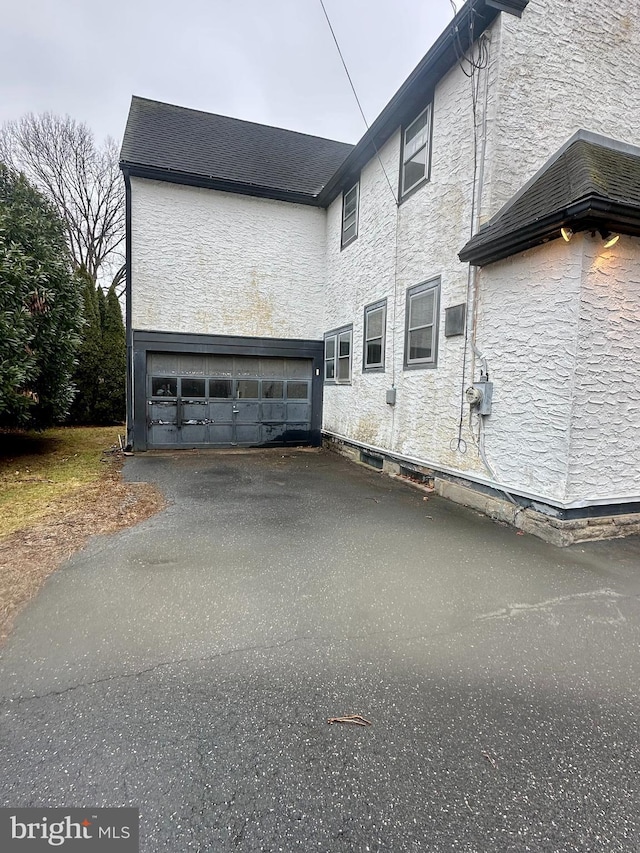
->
[317,0,530,206]
[459,197,640,266]
[120,163,324,207]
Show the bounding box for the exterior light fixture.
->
[560,226,573,242]
[601,230,620,248]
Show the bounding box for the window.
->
[400,105,432,199]
[404,279,440,368]
[341,182,359,248]
[363,300,387,371]
[324,325,352,383]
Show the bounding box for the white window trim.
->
[363,299,387,371]
[324,325,353,384]
[341,182,359,249]
[404,278,440,369]
[400,104,432,199]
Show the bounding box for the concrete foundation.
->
[324,435,640,547]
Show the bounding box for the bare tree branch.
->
[0,113,124,285]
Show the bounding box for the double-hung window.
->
[363,300,386,371]
[405,278,440,368]
[341,182,359,248]
[324,325,352,383]
[400,105,432,199]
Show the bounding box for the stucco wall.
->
[321,0,640,506]
[474,240,583,502]
[130,177,327,339]
[322,53,490,478]
[482,0,640,221]
[566,236,640,504]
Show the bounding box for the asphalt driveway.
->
[1,448,640,851]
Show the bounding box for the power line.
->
[318,0,398,205]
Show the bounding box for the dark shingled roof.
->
[120,96,354,202]
[460,132,640,266]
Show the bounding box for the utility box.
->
[473,381,493,416]
[386,387,397,406]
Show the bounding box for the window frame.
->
[362,299,387,372]
[399,104,433,201]
[324,324,353,385]
[341,181,360,249]
[404,278,440,370]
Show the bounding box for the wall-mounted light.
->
[600,230,620,248]
[560,226,574,242]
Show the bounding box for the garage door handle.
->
[232,407,240,414]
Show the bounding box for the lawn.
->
[0,426,123,538]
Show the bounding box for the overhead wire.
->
[318,0,398,207]
[318,0,401,401]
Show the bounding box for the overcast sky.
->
[2,0,456,146]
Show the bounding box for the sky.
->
[2,0,456,147]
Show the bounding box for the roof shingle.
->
[460,133,640,266]
[120,96,354,199]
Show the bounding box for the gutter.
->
[123,170,134,449]
[119,163,325,208]
[318,0,529,206]
[459,196,640,266]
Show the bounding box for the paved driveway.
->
[1,448,640,851]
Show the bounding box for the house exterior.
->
[120,0,640,544]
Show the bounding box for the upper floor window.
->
[324,325,353,383]
[404,278,440,368]
[400,105,432,199]
[363,300,387,371]
[341,182,359,248]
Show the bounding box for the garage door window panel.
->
[262,381,284,399]
[181,378,206,398]
[209,379,232,398]
[152,377,177,397]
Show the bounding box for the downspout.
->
[122,169,134,450]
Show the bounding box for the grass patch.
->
[0,426,123,538]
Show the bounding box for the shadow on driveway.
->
[1,448,639,851]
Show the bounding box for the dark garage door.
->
[146,353,313,448]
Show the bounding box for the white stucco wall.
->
[482,0,640,220]
[321,0,640,506]
[131,177,327,339]
[566,236,640,504]
[474,240,583,502]
[322,53,490,478]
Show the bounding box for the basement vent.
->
[399,466,434,487]
[360,451,384,470]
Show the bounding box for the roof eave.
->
[120,162,324,207]
[459,197,640,266]
[318,0,530,206]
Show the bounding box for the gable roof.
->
[459,132,640,266]
[120,97,354,205]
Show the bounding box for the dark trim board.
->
[124,172,134,448]
[131,330,324,450]
[122,164,324,208]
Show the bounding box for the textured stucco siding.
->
[482,0,640,220]
[474,240,583,502]
[131,178,327,339]
[566,237,640,503]
[322,41,496,477]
